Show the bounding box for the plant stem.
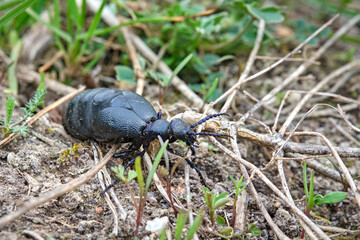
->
[125,181,138,212]
[232,194,238,228]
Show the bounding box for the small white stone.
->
[145,216,169,234]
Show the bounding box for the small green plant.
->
[26,0,106,76]
[248,222,262,236]
[0,82,47,137]
[147,53,193,105]
[131,140,168,237]
[112,164,138,211]
[229,176,246,228]
[58,143,83,163]
[301,161,347,238]
[173,209,204,240]
[202,187,229,229]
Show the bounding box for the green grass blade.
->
[135,156,144,197]
[0,0,37,27]
[77,0,106,60]
[309,170,314,209]
[165,53,193,86]
[0,0,23,11]
[303,162,309,202]
[52,0,65,52]
[66,0,80,28]
[8,39,22,94]
[186,209,204,240]
[75,16,173,40]
[83,45,106,73]
[159,228,167,240]
[79,0,86,27]
[205,77,218,101]
[175,211,188,240]
[26,8,72,42]
[144,140,168,193]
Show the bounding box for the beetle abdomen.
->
[63,88,157,142]
[91,107,147,142]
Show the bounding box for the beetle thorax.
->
[146,119,170,141]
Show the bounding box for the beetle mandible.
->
[63,88,229,192]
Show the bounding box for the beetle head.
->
[169,114,232,146]
[169,118,197,145]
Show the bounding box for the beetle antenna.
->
[193,132,232,139]
[190,113,228,129]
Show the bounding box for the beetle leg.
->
[113,143,141,158]
[123,147,147,170]
[102,144,148,195]
[167,146,208,187]
[101,178,120,196]
[167,147,185,156]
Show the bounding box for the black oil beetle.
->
[63,88,229,193]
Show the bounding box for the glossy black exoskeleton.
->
[63,88,229,193]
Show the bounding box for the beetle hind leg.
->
[113,142,141,158]
[102,146,148,195]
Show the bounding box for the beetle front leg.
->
[167,146,208,187]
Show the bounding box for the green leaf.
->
[21,85,47,117]
[215,192,228,202]
[203,54,220,67]
[186,209,203,240]
[115,65,136,84]
[216,55,235,64]
[246,5,284,23]
[112,165,125,181]
[248,223,262,236]
[219,226,233,235]
[202,187,211,208]
[0,0,38,27]
[315,192,347,205]
[214,198,229,209]
[5,96,15,128]
[147,70,169,87]
[12,126,29,137]
[127,170,137,181]
[216,215,225,226]
[236,176,245,195]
